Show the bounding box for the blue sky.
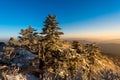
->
[0,0,120,40]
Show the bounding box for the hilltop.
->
[0,15,120,80]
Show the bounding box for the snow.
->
[11,48,37,67]
[5,74,39,80]
[16,48,36,60]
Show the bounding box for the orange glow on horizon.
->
[61,33,120,41]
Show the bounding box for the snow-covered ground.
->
[0,74,39,80]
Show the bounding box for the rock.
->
[11,48,36,67]
[16,48,36,60]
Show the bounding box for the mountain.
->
[97,39,120,55]
[64,38,120,56]
[98,43,120,55]
[1,47,120,80]
[99,39,120,44]
[0,39,120,80]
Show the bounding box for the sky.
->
[0,0,120,40]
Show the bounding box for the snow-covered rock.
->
[16,48,36,60]
[11,48,36,67]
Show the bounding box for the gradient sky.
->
[0,0,120,40]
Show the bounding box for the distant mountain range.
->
[1,38,120,55]
[64,38,120,56]
[82,39,120,56]
[99,39,120,44]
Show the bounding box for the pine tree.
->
[41,14,64,43]
[39,14,64,79]
[39,14,64,63]
[18,26,40,52]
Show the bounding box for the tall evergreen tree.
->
[39,14,64,60]
[39,14,64,79]
[41,14,64,43]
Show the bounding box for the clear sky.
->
[0,0,120,40]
